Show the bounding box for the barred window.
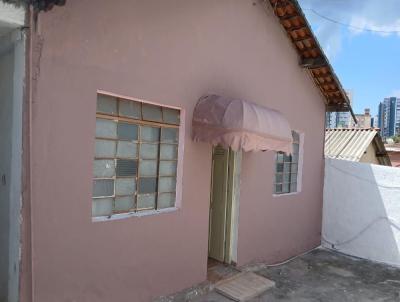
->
[92,94,180,217]
[274,131,301,194]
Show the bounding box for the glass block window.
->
[92,94,180,217]
[274,131,301,194]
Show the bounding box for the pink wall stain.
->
[25,0,325,301]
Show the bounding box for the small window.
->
[274,131,301,195]
[92,94,180,217]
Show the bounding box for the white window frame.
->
[273,131,304,197]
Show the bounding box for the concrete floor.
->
[160,248,400,302]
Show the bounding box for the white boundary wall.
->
[0,6,25,298]
[323,158,400,267]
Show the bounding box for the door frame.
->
[208,146,242,265]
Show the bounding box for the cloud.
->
[315,21,342,59]
[349,16,400,37]
[298,0,400,58]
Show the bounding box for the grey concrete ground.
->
[161,248,400,302]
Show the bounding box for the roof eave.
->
[266,0,356,122]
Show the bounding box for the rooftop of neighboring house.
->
[325,128,391,166]
[385,143,400,152]
[385,144,400,167]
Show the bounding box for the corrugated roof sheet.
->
[325,128,379,162]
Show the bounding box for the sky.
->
[298,0,400,116]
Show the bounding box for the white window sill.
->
[273,191,301,198]
[92,207,179,222]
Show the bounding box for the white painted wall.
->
[0,2,25,38]
[0,34,15,302]
[0,2,25,25]
[323,158,400,267]
[0,28,24,302]
[9,29,24,302]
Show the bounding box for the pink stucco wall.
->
[25,0,325,301]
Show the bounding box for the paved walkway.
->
[161,248,400,302]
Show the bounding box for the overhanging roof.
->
[325,128,391,166]
[266,0,356,121]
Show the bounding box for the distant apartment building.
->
[371,115,378,128]
[326,90,353,128]
[349,108,372,128]
[378,97,400,138]
[326,112,349,128]
[326,112,339,128]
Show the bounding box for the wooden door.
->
[208,146,230,262]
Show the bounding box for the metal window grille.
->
[274,131,300,194]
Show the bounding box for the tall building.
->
[378,97,400,138]
[371,115,378,128]
[397,99,400,135]
[326,90,353,128]
[349,108,371,128]
[325,112,337,128]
